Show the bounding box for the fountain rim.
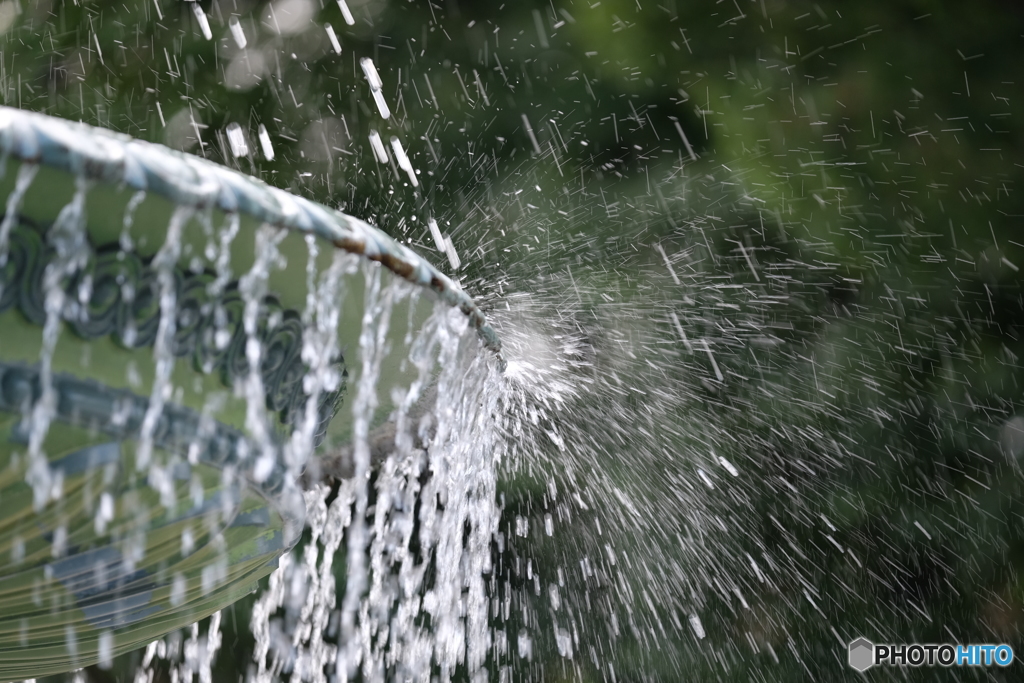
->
[0,105,503,364]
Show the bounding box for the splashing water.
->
[0,103,510,682]
[7,2,1022,681]
[245,290,504,683]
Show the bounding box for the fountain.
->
[0,1,1017,680]
[0,106,502,681]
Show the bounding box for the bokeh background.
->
[6,0,1024,680]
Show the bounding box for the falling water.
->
[136,205,193,479]
[239,225,288,484]
[286,238,348,476]
[0,162,37,267]
[336,265,396,679]
[119,190,147,253]
[244,288,503,683]
[27,175,89,511]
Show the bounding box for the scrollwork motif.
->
[0,218,346,447]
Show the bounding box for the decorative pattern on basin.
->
[0,218,345,443]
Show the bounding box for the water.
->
[136,205,192,478]
[229,17,248,50]
[2,3,1022,682]
[360,58,391,121]
[0,162,37,267]
[242,295,502,683]
[27,175,90,511]
[336,264,393,678]
[0,103,507,680]
[238,224,286,484]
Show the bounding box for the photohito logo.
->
[848,638,1014,671]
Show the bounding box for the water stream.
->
[1,2,1021,682]
[28,175,90,512]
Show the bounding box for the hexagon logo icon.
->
[848,637,875,672]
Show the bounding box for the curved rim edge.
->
[0,106,504,364]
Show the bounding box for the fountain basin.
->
[0,106,499,679]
